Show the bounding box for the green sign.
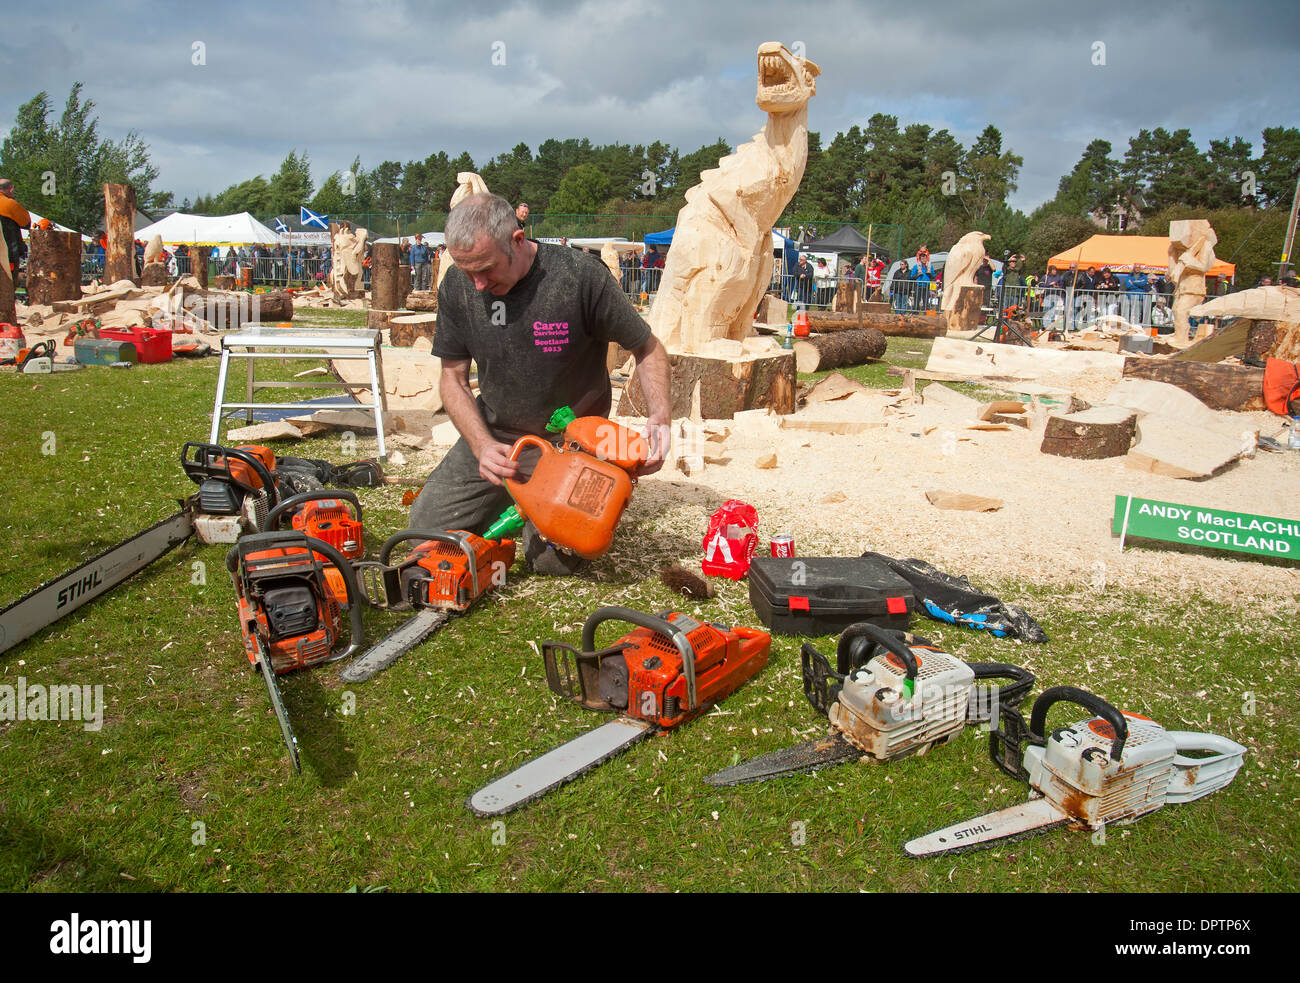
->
[1113,496,1300,559]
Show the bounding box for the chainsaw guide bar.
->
[468,717,654,816]
[704,732,865,786]
[254,638,301,774]
[339,608,451,683]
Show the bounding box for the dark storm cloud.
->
[1,0,1295,212]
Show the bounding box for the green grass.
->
[0,331,1294,893]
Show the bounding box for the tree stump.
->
[390,313,437,348]
[833,281,861,313]
[405,291,438,313]
[193,253,209,289]
[398,264,412,308]
[370,242,402,311]
[793,327,886,373]
[805,310,947,337]
[27,229,83,305]
[623,350,796,419]
[947,284,985,331]
[1245,320,1300,363]
[140,261,168,287]
[1040,406,1137,459]
[104,183,137,285]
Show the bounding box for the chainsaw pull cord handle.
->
[377,529,479,604]
[262,489,363,533]
[836,624,919,693]
[581,606,697,712]
[1030,686,1129,762]
[181,442,279,508]
[224,531,365,661]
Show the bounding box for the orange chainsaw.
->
[469,606,770,815]
[338,528,517,682]
[227,530,365,772]
[261,490,365,604]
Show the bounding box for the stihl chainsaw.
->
[227,530,365,772]
[469,606,770,816]
[706,622,1034,785]
[0,441,281,658]
[903,685,1247,857]
[338,528,516,682]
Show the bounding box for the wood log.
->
[366,309,406,335]
[623,351,796,419]
[947,284,985,331]
[1245,321,1300,363]
[214,275,235,290]
[104,183,136,285]
[793,327,886,373]
[805,309,947,337]
[405,290,438,313]
[0,242,13,323]
[833,280,861,313]
[27,229,83,305]
[140,261,168,287]
[370,242,402,311]
[193,250,208,289]
[1040,406,1137,460]
[756,292,786,324]
[390,316,437,348]
[1121,357,1264,412]
[398,264,412,308]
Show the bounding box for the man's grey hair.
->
[0,178,13,192]
[446,193,518,253]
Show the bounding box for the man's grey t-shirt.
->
[433,242,651,440]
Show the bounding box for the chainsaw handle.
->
[182,442,279,507]
[968,663,1036,708]
[1030,686,1128,762]
[581,606,698,712]
[836,623,918,681]
[378,529,479,602]
[225,531,364,662]
[262,490,363,533]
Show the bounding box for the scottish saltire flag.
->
[273,217,290,234]
[300,206,329,229]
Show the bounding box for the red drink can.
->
[770,534,795,557]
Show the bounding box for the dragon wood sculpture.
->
[649,42,820,353]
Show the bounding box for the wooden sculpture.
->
[941,231,989,312]
[648,42,820,352]
[330,221,368,299]
[1168,220,1217,345]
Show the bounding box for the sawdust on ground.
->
[613,389,1300,618]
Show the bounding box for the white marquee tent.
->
[134,211,280,246]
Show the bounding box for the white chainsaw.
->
[904,685,1246,857]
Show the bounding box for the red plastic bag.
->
[702,500,759,580]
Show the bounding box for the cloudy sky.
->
[3,0,1296,213]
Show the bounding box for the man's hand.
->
[476,440,520,486]
[639,417,672,476]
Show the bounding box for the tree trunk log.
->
[252,290,294,322]
[405,290,438,312]
[27,229,83,305]
[833,280,861,313]
[804,309,948,337]
[947,285,986,331]
[398,264,412,308]
[1122,357,1264,411]
[390,315,437,348]
[756,292,785,324]
[623,351,796,419]
[140,262,168,287]
[192,251,208,289]
[793,327,887,373]
[1245,320,1300,363]
[1040,406,1137,459]
[104,183,136,285]
[370,242,402,311]
[0,249,13,323]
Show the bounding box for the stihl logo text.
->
[56,570,103,610]
[953,824,992,840]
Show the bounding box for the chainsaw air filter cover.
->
[829,645,973,761]
[1026,713,1175,830]
[263,584,320,639]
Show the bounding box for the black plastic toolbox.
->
[748,556,915,636]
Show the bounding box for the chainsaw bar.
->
[339,608,451,683]
[0,508,194,657]
[468,717,654,816]
[704,732,865,786]
[254,637,301,774]
[903,797,1071,858]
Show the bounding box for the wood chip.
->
[925,490,1004,512]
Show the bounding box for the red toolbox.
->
[99,326,173,363]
